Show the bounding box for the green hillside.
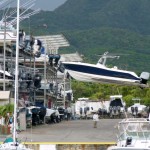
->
[20,0,150,73]
[27,0,150,34]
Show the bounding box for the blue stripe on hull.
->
[63,64,140,81]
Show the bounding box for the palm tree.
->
[0,104,14,125]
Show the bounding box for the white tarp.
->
[45,108,55,117]
[40,145,56,150]
[0,91,10,100]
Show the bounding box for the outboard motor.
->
[126,137,132,146]
[135,107,138,116]
[39,107,46,124]
[31,107,40,125]
[19,72,28,89]
[58,62,65,73]
[131,107,134,115]
[33,74,42,88]
[54,54,61,66]
[58,107,65,120]
[87,107,89,111]
[49,82,54,92]
[113,106,117,114]
[140,72,150,84]
[117,106,121,113]
[26,73,33,88]
[80,107,83,115]
[109,106,113,113]
[34,51,41,58]
[84,107,87,115]
[98,108,102,116]
[48,54,54,67]
[19,29,26,48]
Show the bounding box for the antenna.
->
[1,0,40,27]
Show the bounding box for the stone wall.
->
[57,144,110,150]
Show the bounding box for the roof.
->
[110,95,122,98]
[60,52,83,62]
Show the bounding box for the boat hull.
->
[62,62,150,87]
[0,142,31,150]
[107,146,150,150]
[67,69,140,83]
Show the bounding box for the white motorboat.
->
[0,21,16,45]
[61,52,149,88]
[0,142,31,150]
[108,95,126,118]
[127,98,147,117]
[107,118,150,150]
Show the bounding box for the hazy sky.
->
[3,0,67,11]
[35,0,67,11]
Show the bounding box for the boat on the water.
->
[61,52,149,88]
[107,118,150,150]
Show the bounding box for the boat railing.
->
[97,51,120,66]
[117,120,150,141]
[117,130,150,143]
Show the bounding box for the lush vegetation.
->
[0,104,14,117]
[21,0,150,105]
[72,80,150,107]
[19,0,150,73]
[1,1,150,107]
[0,104,14,125]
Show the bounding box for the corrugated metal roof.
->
[60,52,83,62]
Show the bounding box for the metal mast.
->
[13,0,20,143]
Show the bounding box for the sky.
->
[35,0,67,11]
[2,0,66,11]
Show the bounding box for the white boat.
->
[0,21,16,45]
[0,0,41,86]
[62,52,149,88]
[0,142,31,150]
[107,118,150,150]
[108,95,126,118]
[127,98,147,117]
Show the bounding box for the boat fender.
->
[140,72,150,84]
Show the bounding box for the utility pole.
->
[3,16,6,91]
[43,40,47,124]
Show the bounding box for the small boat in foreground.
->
[107,118,150,150]
[61,52,149,88]
[0,141,31,150]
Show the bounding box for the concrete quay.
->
[16,119,121,143]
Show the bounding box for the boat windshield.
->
[110,98,123,107]
[0,22,15,31]
[118,120,150,140]
[97,51,120,66]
